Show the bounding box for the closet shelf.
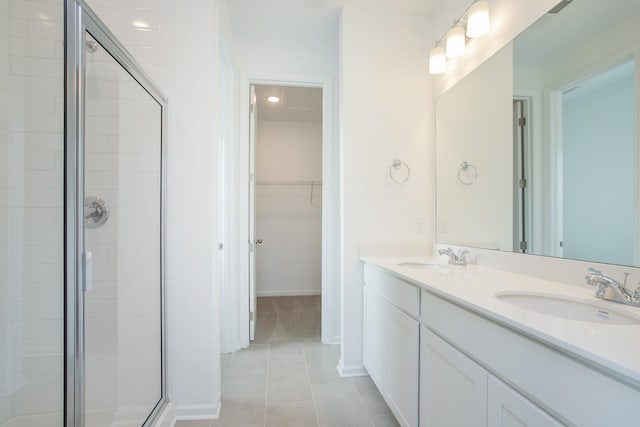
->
[256,180,322,186]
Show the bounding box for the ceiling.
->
[255,85,323,122]
[226,0,442,49]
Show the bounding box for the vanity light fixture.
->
[428,0,491,74]
[445,26,466,58]
[466,0,490,38]
[428,46,447,75]
[266,95,280,103]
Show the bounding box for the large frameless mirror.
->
[436,0,640,267]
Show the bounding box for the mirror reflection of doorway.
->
[250,85,323,343]
[557,59,636,265]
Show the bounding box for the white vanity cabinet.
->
[420,326,487,427]
[487,375,563,427]
[420,325,562,427]
[362,261,640,427]
[421,290,640,427]
[363,265,420,427]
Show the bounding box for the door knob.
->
[256,239,263,244]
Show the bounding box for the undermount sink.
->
[496,291,640,325]
[397,262,450,270]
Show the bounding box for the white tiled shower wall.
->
[1,0,65,426]
[1,0,11,424]
[83,42,163,425]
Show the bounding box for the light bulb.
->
[266,95,280,103]
[445,26,466,58]
[429,46,447,75]
[466,0,490,38]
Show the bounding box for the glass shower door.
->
[82,31,164,427]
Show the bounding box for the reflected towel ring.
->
[457,161,478,185]
[390,159,410,183]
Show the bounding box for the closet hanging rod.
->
[255,180,322,186]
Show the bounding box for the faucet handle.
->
[587,267,603,276]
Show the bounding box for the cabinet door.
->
[420,326,487,427]
[488,375,563,427]
[363,286,387,388]
[386,305,419,427]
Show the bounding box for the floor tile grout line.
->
[352,377,377,426]
[263,342,271,427]
[302,341,323,427]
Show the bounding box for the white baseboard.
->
[256,290,321,297]
[337,361,368,378]
[322,335,341,345]
[153,401,175,427]
[174,397,221,422]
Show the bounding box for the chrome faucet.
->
[438,247,468,266]
[585,268,640,307]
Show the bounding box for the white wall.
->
[86,0,223,420]
[340,0,433,375]
[255,120,322,296]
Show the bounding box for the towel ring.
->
[457,161,478,185]
[390,159,410,183]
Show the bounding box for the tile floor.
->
[176,297,400,427]
[253,296,322,343]
[177,341,399,427]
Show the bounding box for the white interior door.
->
[249,85,257,341]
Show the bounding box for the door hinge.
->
[519,240,528,251]
[250,311,254,321]
[518,117,526,127]
[218,243,223,250]
[250,173,254,182]
[249,241,253,253]
[250,103,255,114]
[519,178,527,189]
[559,241,564,248]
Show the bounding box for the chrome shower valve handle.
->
[84,196,110,228]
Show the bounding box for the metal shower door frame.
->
[64,1,169,425]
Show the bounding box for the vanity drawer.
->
[364,264,420,318]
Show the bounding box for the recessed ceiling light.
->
[266,95,280,103]
[132,20,151,29]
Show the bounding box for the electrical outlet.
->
[415,216,425,234]
[437,217,448,234]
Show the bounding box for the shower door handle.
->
[83,251,93,292]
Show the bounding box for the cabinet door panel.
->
[420,326,487,427]
[387,305,419,427]
[488,375,563,427]
[363,286,387,387]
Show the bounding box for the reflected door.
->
[83,32,163,426]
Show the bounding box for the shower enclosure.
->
[1,0,168,426]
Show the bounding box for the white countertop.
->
[362,255,640,389]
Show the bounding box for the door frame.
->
[236,71,338,348]
[65,1,169,425]
[546,50,640,262]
